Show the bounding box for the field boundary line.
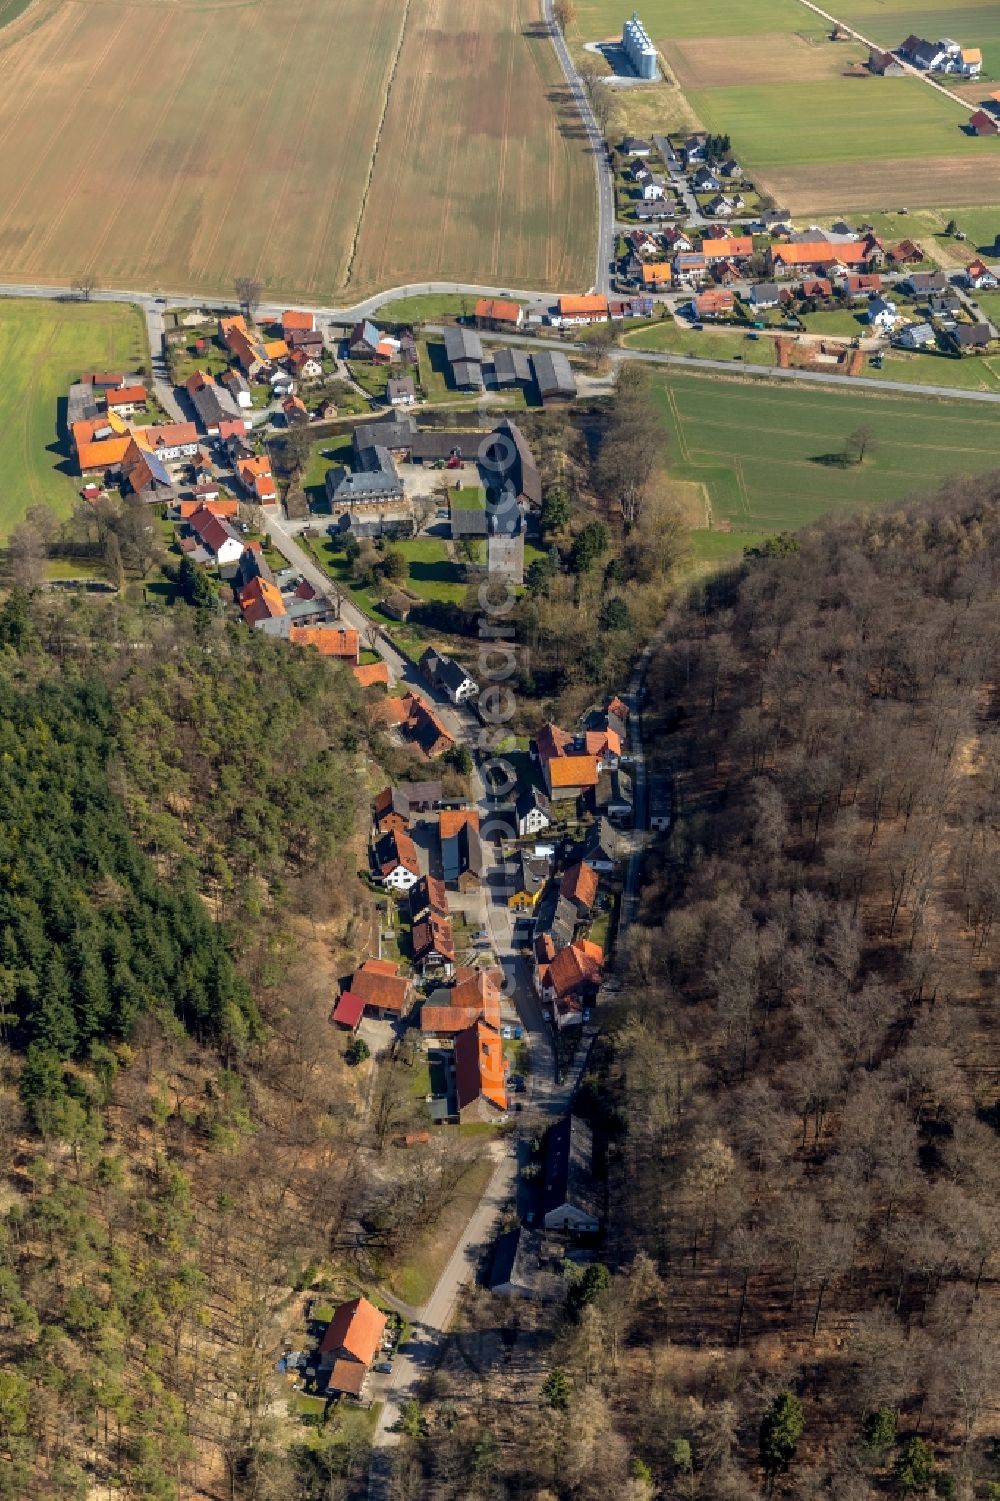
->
[665,386,693,463]
[490,0,517,282]
[305,0,400,294]
[251,0,347,288]
[371,0,434,289]
[343,0,413,288]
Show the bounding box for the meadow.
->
[653,371,1000,536]
[0,0,592,302]
[0,297,147,536]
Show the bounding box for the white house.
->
[421,649,478,704]
[958,46,982,76]
[964,259,997,290]
[374,830,420,891]
[867,295,898,330]
[515,787,552,838]
[641,176,666,201]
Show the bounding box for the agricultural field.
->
[0,0,592,302]
[653,371,1000,537]
[570,0,1000,214]
[0,297,147,537]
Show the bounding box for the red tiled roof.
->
[559,861,598,910]
[413,914,455,962]
[454,1020,507,1111]
[439,807,480,840]
[353,662,390,689]
[349,959,411,1013]
[288,626,359,662]
[474,296,523,324]
[319,1297,386,1366]
[543,940,604,999]
[331,990,365,1028]
[535,722,572,764]
[282,309,316,332]
[547,755,599,789]
[105,384,147,406]
[239,577,286,625]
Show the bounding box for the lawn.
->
[867,347,1000,391]
[797,309,869,336]
[393,539,467,604]
[0,297,147,537]
[687,78,979,170]
[449,485,486,512]
[0,0,591,301]
[653,370,1000,535]
[379,293,493,325]
[623,320,778,365]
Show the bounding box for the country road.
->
[542,0,615,294]
[6,280,1000,408]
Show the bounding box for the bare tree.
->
[553,0,576,32]
[846,424,878,465]
[72,272,99,302]
[8,521,47,590]
[234,275,264,321]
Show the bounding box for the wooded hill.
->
[603,484,1000,1497]
[0,595,386,1501]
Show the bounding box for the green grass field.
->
[0,298,147,537]
[688,77,981,169]
[655,371,1000,536]
[378,294,491,325]
[573,0,804,42]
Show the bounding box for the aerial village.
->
[608,124,1000,370]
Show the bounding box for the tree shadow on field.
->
[811,451,853,468]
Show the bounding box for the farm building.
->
[969,109,1000,136]
[532,351,577,405]
[542,1117,600,1233]
[869,48,905,75]
[443,326,485,389]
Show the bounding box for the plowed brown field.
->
[0,0,593,299]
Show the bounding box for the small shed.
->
[331,990,365,1032]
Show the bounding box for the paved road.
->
[543,1,615,294]
[8,279,1000,405]
[791,0,971,110]
[481,325,1000,403]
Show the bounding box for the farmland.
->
[571,0,1000,214]
[652,371,1000,536]
[0,0,592,301]
[0,297,147,537]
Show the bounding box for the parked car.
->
[374,1362,393,1375]
[542,1008,552,1023]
